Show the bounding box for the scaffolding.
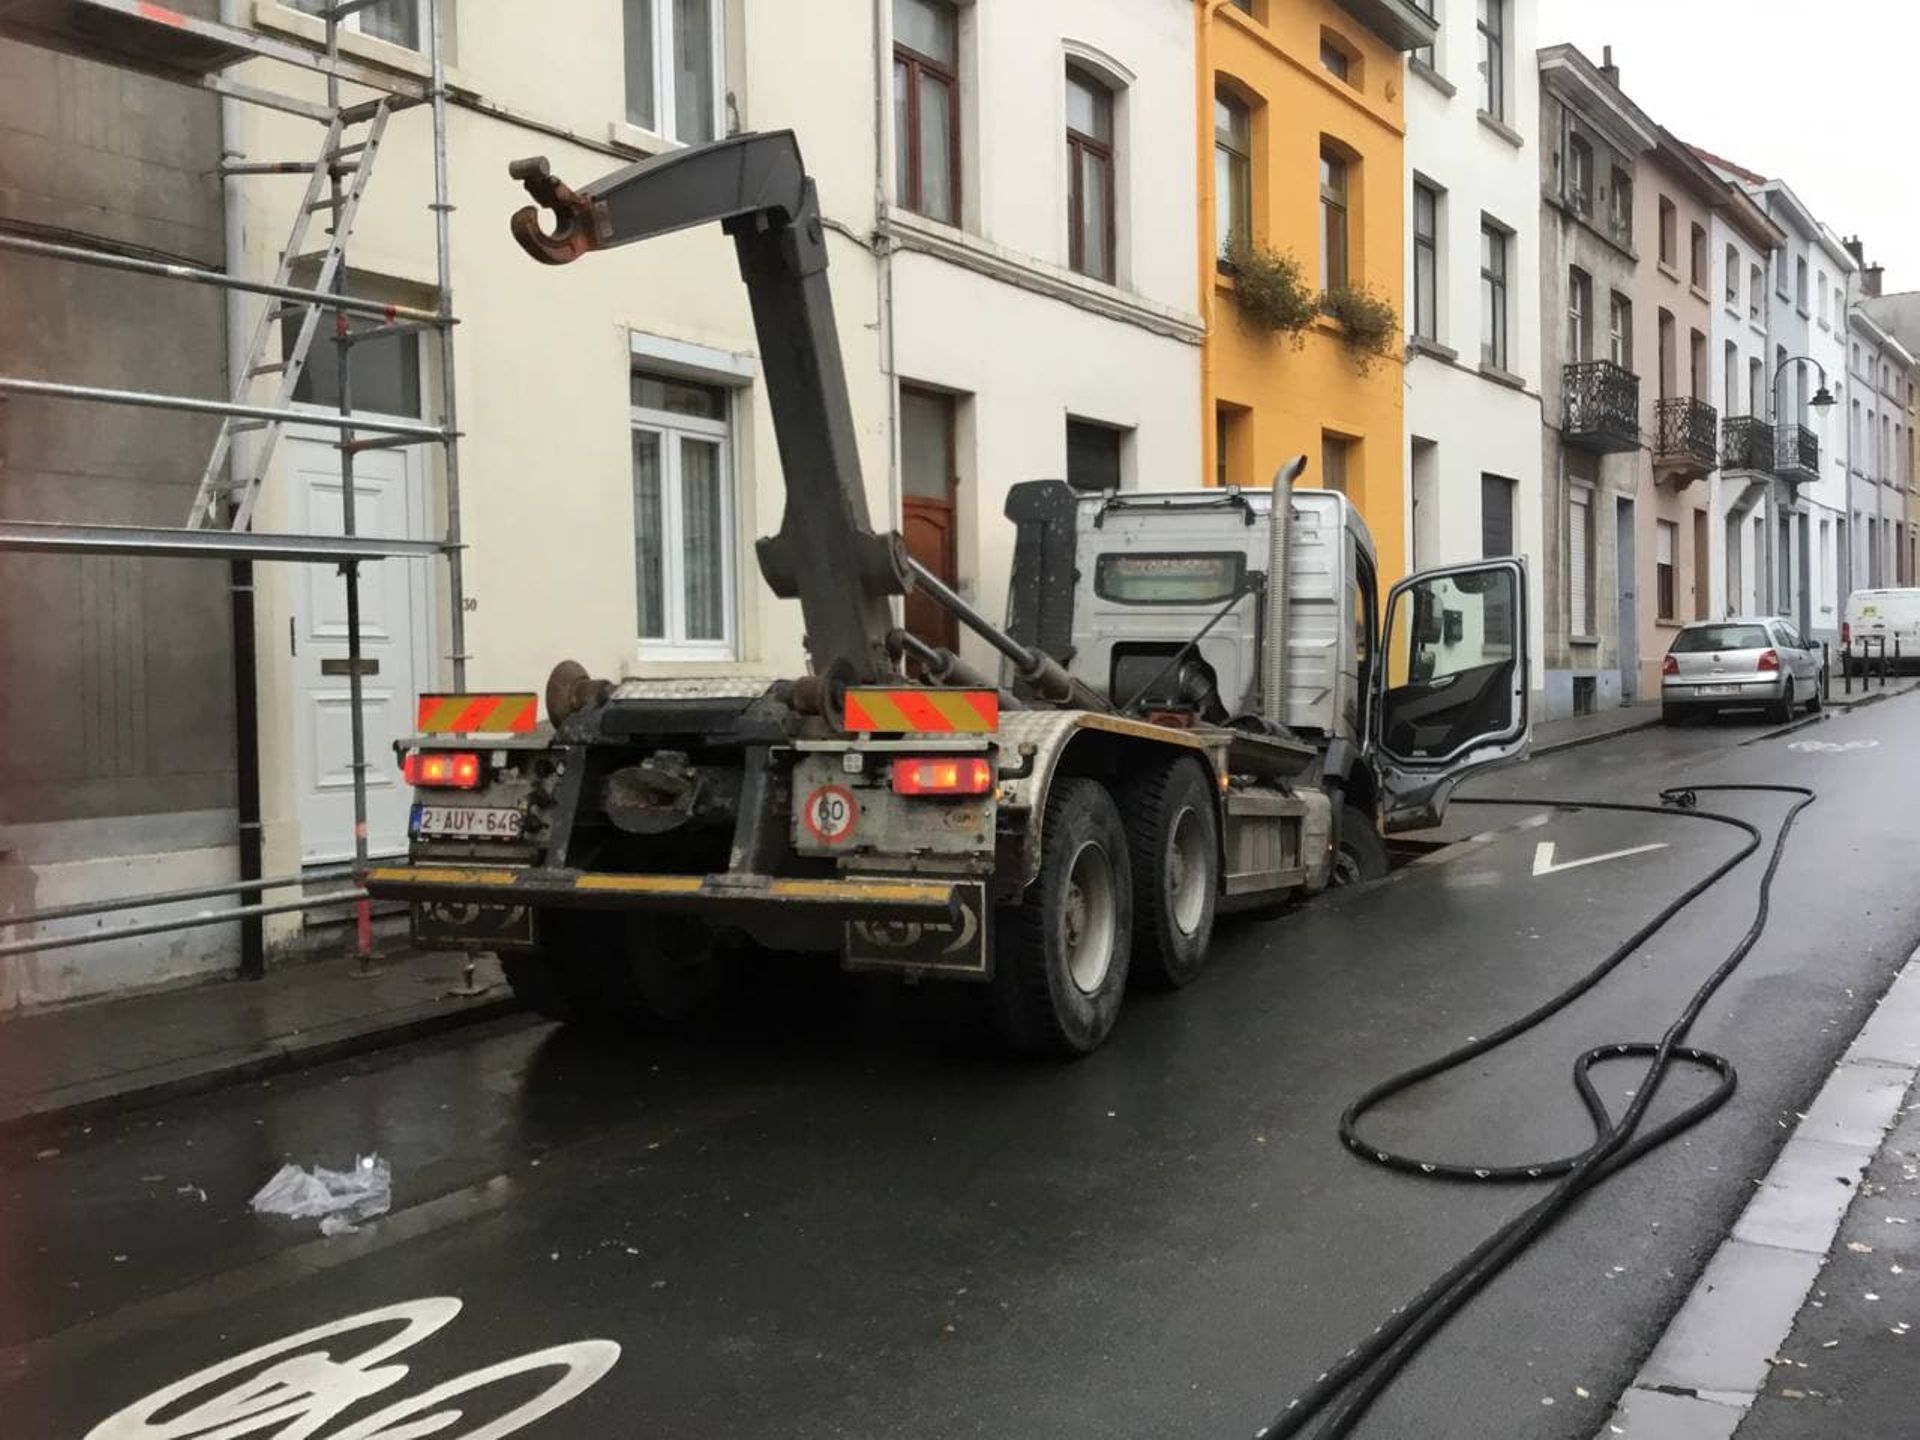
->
[0,0,467,975]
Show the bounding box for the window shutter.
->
[1569,491,1591,636]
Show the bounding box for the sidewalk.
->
[1533,704,1662,756]
[1602,949,1920,1438]
[0,946,519,1136]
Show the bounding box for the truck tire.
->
[501,911,612,1023]
[504,913,737,1029]
[990,777,1133,1058]
[1333,803,1389,886]
[1120,758,1218,990]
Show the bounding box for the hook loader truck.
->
[366,131,1532,1057]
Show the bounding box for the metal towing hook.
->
[508,156,612,265]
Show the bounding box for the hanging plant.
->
[1319,283,1400,375]
[1223,238,1317,343]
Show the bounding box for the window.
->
[1817,268,1829,324]
[1657,196,1676,268]
[1319,143,1350,291]
[1066,417,1125,492]
[1066,67,1116,282]
[623,0,721,143]
[1566,133,1593,217]
[1481,474,1516,556]
[1749,264,1764,321]
[1322,432,1352,495]
[1777,256,1790,300]
[1214,88,1252,259]
[1655,519,1677,620]
[893,0,960,223]
[1749,357,1763,416]
[1795,256,1809,311]
[1412,182,1439,341]
[1693,511,1711,620]
[1569,486,1594,637]
[1216,404,1248,488]
[1320,33,1352,83]
[1690,224,1707,289]
[1410,0,1435,69]
[1476,0,1504,119]
[292,0,417,48]
[289,317,420,416]
[1568,266,1592,362]
[631,367,734,654]
[901,387,959,649]
[1480,220,1508,370]
[1725,245,1740,307]
[1691,329,1707,400]
[1609,166,1633,241]
[1656,308,1675,397]
[1608,291,1633,367]
[1723,341,1739,416]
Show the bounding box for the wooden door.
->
[903,497,958,650]
[900,386,959,652]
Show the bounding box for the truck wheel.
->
[991,777,1133,1058]
[1333,804,1389,886]
[595,916,741,1028]
[501,912,613,1023]
[1121,759,1218,990]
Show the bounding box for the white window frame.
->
[1569,484,1594,639]
[623,0,727,145]
[291,0,419,49]
[627,334,754,661]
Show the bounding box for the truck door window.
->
[1380,568,1520,761]
[1352,554,1377,733]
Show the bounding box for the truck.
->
[366,131,1532,1058]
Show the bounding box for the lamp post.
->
[1767,355,1836,633]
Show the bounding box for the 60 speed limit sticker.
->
[801,784,859,845]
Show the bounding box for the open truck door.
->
[1370,558,1530,833]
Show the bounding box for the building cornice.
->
[1537,45,1658,155]
[878,208,1206,346]
[1332,0,1438,53]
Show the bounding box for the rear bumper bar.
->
[365,864,962,924]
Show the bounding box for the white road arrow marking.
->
[1532,840,1669,878]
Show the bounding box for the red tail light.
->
[403,749,483,789]
[1662,654,1679,676]
[891,756,995,797]
[1842,621,1852,644]
[1756,649,1780,672]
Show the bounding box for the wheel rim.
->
[1062,840,1117,995]
[1331,844,1364,888]
[1167,806,1210,935]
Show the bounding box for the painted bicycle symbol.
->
[86,1296,619,1439]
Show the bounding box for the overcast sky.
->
[1534,0,1919,293]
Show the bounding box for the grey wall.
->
[0,27,236,834]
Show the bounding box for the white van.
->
[1843,588,1920,671]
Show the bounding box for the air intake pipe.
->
[1262,456,1308,725]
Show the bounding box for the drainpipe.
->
[871,0,901,594]
[217,1,264,979]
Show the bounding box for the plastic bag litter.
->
[249,1154,391,1232]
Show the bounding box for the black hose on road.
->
[1259,784,1816,1440]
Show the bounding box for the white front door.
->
[287,430,433,863]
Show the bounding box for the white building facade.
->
[1846,306,1913,590]
[1402,0,1544,707]
[222,0,1200,943]
[1700,182,1780,623]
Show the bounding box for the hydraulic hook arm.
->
[509,132,910,686]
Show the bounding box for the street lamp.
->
[1764,355,1836,633]
[1770,353,1835,423]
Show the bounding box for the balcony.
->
[1653,397,1718,484]
[1721,415,1773,474]
[1775,423,1820,485]
[1562,361,1640,454]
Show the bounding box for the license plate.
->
[1697,685,1738,696]
[411,804,525,839]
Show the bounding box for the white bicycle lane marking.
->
[86,1296,618,1440]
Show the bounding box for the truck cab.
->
[1004,476,1530,854]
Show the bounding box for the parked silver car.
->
[1660,617,1824,723]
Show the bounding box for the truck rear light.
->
[1662,654,1678,676]
[403,749,483,789]
[891,756,994,797]
[1757,649,1780,672]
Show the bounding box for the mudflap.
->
[409,899,538,952]
[843,880,991,980]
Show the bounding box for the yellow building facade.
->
[1198,0,1431,585]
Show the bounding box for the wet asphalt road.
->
[4,697,1919,1440]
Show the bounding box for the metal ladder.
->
[186,99,392,531]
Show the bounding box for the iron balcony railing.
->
[1775,423,1820,484]
[1653,396,1718,478]
[1721,414,1772,473]
[1562,360,1640,454]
